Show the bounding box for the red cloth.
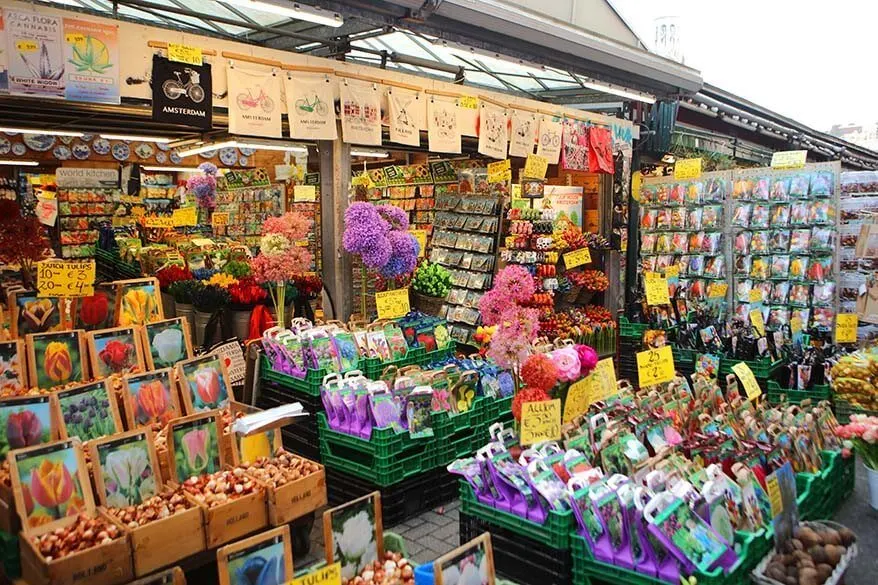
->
[248,305,273,340]
[588,125,615,174]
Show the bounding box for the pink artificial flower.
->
[864,426,878,445]
[494,265,536,303]
[250,247,313,283]
[478,290,507,327]
[575,344,599,377]
[262,213,312,241]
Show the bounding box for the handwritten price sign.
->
[520,399,561,446]
[636,345,675,387]
[732,362,762,401]
[167,43,202,66]
[673,158,702,180]
[523,154,548,179]
[294,185,317,203]
[563,248,591,269]
[644,275,671,306]
[749,309,766,337]
[487,159,512,183]
[211,212,229,227]
[836,313,858,343]
[375,288,410,320]
[771,150,807,170]
[172,206,197,227]
[37,260,95,298]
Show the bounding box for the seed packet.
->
[735,256,752,277]
[702,232,722,255]
[750,204,770,229]
[689,279,707,300]
[811,307,834,329]
[813,283,835,305]
[384,324,410,360]
[688,255,705,276]
[406,387,434,438]
[789,284,811,306]
[770,204,790,227]
[655,185,669,204]
[370,387,404,431]
[685,182,703,204]
[332,332,361,372]
[770,255,790,278]
[671,232,689,253]
[705,177,729,201]
[752,177,770,200]
[734,303,751,322]
[310,336,341,373]
[810,171,833,197]
[735,280,753,302]
[677,256,691,277]
[755,281,773,302]
[688,232,705,252]
[733,178,753,201]
[645,495,729,574]
[367,330,392,361]
[790,202,809,225]
[791,308,810,329]
[670,208,687,230]
[655,255,673,273]
[750,257,769,279]
[750,231,769,254]
[789,256,809,280]
[702,206,722,229]
[656,208,672,230]
[768,307,790,329]
[789,174,810,198]
[809,201,834,225]
[808,256,832,283]
[789,229,811,253]
[655,233,672,253]
[732,204,752,227]
[687,208,703,230]
[669,183,686,205]
[769,230,790,252]
[640,233,657,253]
[704,256,725,278]
[642,256,657,272]
[734,232,751,254]
[771,282,790,304]
[810,227,834,251]
[770,178,790,201]
[641,209,658,231]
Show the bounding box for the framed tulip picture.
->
[166,410,223,483]
[323,491,383,580]
[217,526,293,585]
[7,438,94,533]
[25,330,87,391]
[141,317,194,370]
[9,291,64,338]
[86,325,146,378]
[52,380,123,442]
[0,395,54,458]
[89,428,161,508]
[75,284,117,331]
[433,532,495,585]
[122,368,181,429]
[175,354,232,414]
[0,340,26,393]
[114,278,163,327]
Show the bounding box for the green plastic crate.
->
[672,347,698,370]
[765,380,831,405]
[619,316,649,339]
[260,355,328,397]
[361,347,425,380]
[458,481,575,550]
[833,399,878,423]
[719,356,785,379]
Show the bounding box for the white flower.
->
[139,476,157,501]
[106,447,148,496]
[335,510,374,562]
[260,233,290,256]
[479,554,488,584]
[442,566,461,585]
[152,328,184,364]
[460,562,482,585]
[106,492,127,509]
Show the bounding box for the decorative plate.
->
[11,143,26,156]
[169,150,182,164]
[23,134,55,152]
[92,138,111,155]
[134,142,155,159]
[219,147,238,166]
[0,137,10,156]
[112,143,130,161]
[53,145,72,160]
[156,142,170,151]
[59,135,76,145]
[238,146,256,156]
[155,151,167,164]
[81,134,95,142]
[72,143,90,160]
[199,149,216,159]
[239,156,249,166]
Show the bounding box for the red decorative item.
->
[78,292,110,327]
[0,201,50,288]
[520,353,560,392]
[588,125,614,174]
[512,387,550,421]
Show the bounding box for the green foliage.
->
[168,279,203,304]
[191,284,231,313]
[222,260,251,279]
[412,261,452,298]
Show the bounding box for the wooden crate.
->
[261,462,327,527]
[192,488,268,549]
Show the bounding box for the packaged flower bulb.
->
[770,177,790,201]
[769,230,790,252]
[702,206,722,229]
[770,204,791,227]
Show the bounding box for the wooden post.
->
[319,124,353,320]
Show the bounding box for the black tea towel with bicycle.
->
[151,55,213,130]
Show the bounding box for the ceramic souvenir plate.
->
[53,145,71,160]
[219,148,238,166]
[11,143,26,156]
[92,138,111,155]
[112,143,130,161]
[0,137,10,156]
[23,134,55,152]
[72,143,90,160]
[134,143,154,159]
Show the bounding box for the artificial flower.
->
[182,428,210,474]
[7,410,42,449]
[99,340,135,373]
[193,367,223,406]
[259,233,290,256]
[550,347,581,382]
[576,344,599,377]
[376,204,409,230]
[206,273,239,289]
[494,265,537,303]
[250,247,313,284]
[512,387,550,421]
[30,459,75,510]
[44,342,73,383]
[152,328,185,364]
[520,353,560,392]
[379,230,419,278]
[156,265,193,290]
[137,380,171,423]
[187,163,218,210]
[228,277,269,305]
[262,212,311,241]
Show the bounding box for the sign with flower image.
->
[122,368,181,429]
[9,439,94,532]
[25,329,87,391]
[175,354,232,414]
[141,317,194,370]
[433,532,495,585]
[217,525,294,585]
[323,491,384,583]
[114,278,163,327]
[0,395,53,458]
[9,291,63,338]
[0,340,26,393]
[89,428,160,509]
[86,325,146,378]
[52,380,122,442]
[167,411,223,483]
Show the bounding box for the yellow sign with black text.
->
[674,158,702,180]
[375,288,410,320]
[291,562,341,585]
[167,43,203,66]
[564,248,591,269]
[37,260,95,298]
[636,346,675,387]
[732,362,762,401]
[520,399,561,446]
[836,313,858,343]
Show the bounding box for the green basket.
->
[765,380,831,405]
[719,356,785,379]
[672,347,699,370]
[458,481,575,550]
[619,316,649,339]
[361,347,426,380]
[260,355,329,397]
[833,399,878,423]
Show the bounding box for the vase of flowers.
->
[156,265,192,319]
[168,279,202,340]
[836,414,878,509]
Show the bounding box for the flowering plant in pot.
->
[411,261,451,314]
[836,414,878,509]
[156,265,192,318]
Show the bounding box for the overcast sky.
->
[609,0,874,132]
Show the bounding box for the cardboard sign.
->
[588,358,618,405]
[749,310,766,337]
[771,150,807,169]
[673,158,702,180]
[645,275,671,306]
[836,313,858,343]
[291,562,341,585]
[523,154,548,179]
[409,230,427,258]
[459,96,478,109]
[732,362,762,401]
[708,283,728,299]
[636,345,675,387]
[172,206,197,226]
[294,185,317,203]
[520,399,561,446]
[37,259,95,298]
[167,43,202,66]
[564,248,591,269]
[487,159,512,183]
[375,288,410,320]
[211,212,229,227]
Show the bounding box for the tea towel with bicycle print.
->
[227,65,282,138]
[151,55,212,129]
[284,74,337,140]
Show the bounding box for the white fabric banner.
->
[340,80,381,145]
[387,87,424,146]
[478,101,509,159]
[227,66,282,138]
[508,109,537,158]
[458,95,479,136]
[427,95,461,154]
[284,74,336,140]
[536,115,563,165]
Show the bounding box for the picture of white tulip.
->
[441,549,490,585]
[152,327,185,366]
[331,506,378,581]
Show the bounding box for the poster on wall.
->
[227,65,282,138]
[561,118,589,171]
[5,9,65,98]
[0,12,8,93]
[508,109,537,158]
[536,115,562,164]
[427,95,461,154]
[284,74,336,140]
[62,18,119,104]
[458,95,479,137]
[339,80,381,145]
[477,101,508,159]
[151,55,212,129]
[387,87,424,147]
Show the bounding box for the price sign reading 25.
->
[635,345,675,387]
[37,259,96,298]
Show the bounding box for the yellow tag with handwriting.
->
[771,150,807,170]
[520,399,561,446]
[749,310,766,337]
[732,361,762,401]
[564,248,592,269]
[836,313,858,343]
[37,260,95,298]
[645,276,671,306]
[673,158,702,180]
[636,345,675,387]
[523,154,548,179]
[211,212,229,227]
[167,43,202,66]
[375,288,410,320]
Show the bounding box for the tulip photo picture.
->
[180,357,230,412]
[226,535,286,585]
[172,419,221,481]
[117,281,161,327]
[16,445,86,527]
[144,319,189,369]
[96,436,157,508]
[29,331,84,390]
[76,286,115,331]
[126,371,178,427]
[13,293,61,336]
[330,501,378,582]
[0,398,52,457]
[0,341,24,392]
[92,328,141,377]
[57,382,118,442]
[439,546,491,585]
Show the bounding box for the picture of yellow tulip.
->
[118,286,160,326]
[29,332,84,391]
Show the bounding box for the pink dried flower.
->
[250,247,313,283]
[494,265,536,303]
[262,212,312,241]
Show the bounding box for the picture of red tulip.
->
[79,292,109,327]
[136,379,172,424]
[30,459,75,518]
[98,339,135,374]
[7,410,43,449]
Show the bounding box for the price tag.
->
[291,562,341,585]
[645,276,670,306]
[172,206,197,226]
[211,212,229,227]
[836,313,858,343]
[589,358,618,404]
[65,33,86,44]
[37,260,95,298]
[487,159,511,183]
[766,475,783,518]
[636,345,675,387]
[563,377,591,424]
[563,248,591,269]
[375,288,410,320]
[632,171,643,202]
[15,40,38,52]
[409,230,427,258]
[664,265,680,279]
[459,96,478,109]
[749,310,766,337]
[520,399,561,446]
[294,185,317,203]
[732,362,762,401]
[167,43,202,66]
[708,283,728,299]
[673,158,702,180]
[749,289,763,303]
[523,154,548,179]
[142,216,175,228]
[791,316,803,334]
[771,150,807,169]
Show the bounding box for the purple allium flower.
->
[380,231,419,278]
[377,204,409,231]
[343,202,390,254]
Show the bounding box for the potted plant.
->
[155,265,192,318]
[836,415,878,509]
[411,261,451,315]
[168,279,202,340]
[190,284,231,348]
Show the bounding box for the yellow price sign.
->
[36,260,95,298]
[589,358,618,404]
[523,154,548,179]
[142,216,175,228]
[645,275,671,306]
[836,313,858,344]
[291,562,341,585]
[748,289,763,303]
[708,283,728,298]
[65,33,86,44]
[172,206,197,226]
[664,265,680,279]
[487,159,512,183]
[673,158,702,180]
[791,316,803,334]
[211,212,230,227]
[632,171,643,203]
[636,345,675,387]
[375,288,410,320]
[294,185,317,203]
[15,40,38,52]
[409,230,427,258]
[770,150,807,170]
[766,475,783,518]
[749,310,766,337]
[167,43,203,66]
[563,248,591,269]
[563,377,591,424]
[732,362,762,401]
[459,96,478,109]
[520,399,561,446]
